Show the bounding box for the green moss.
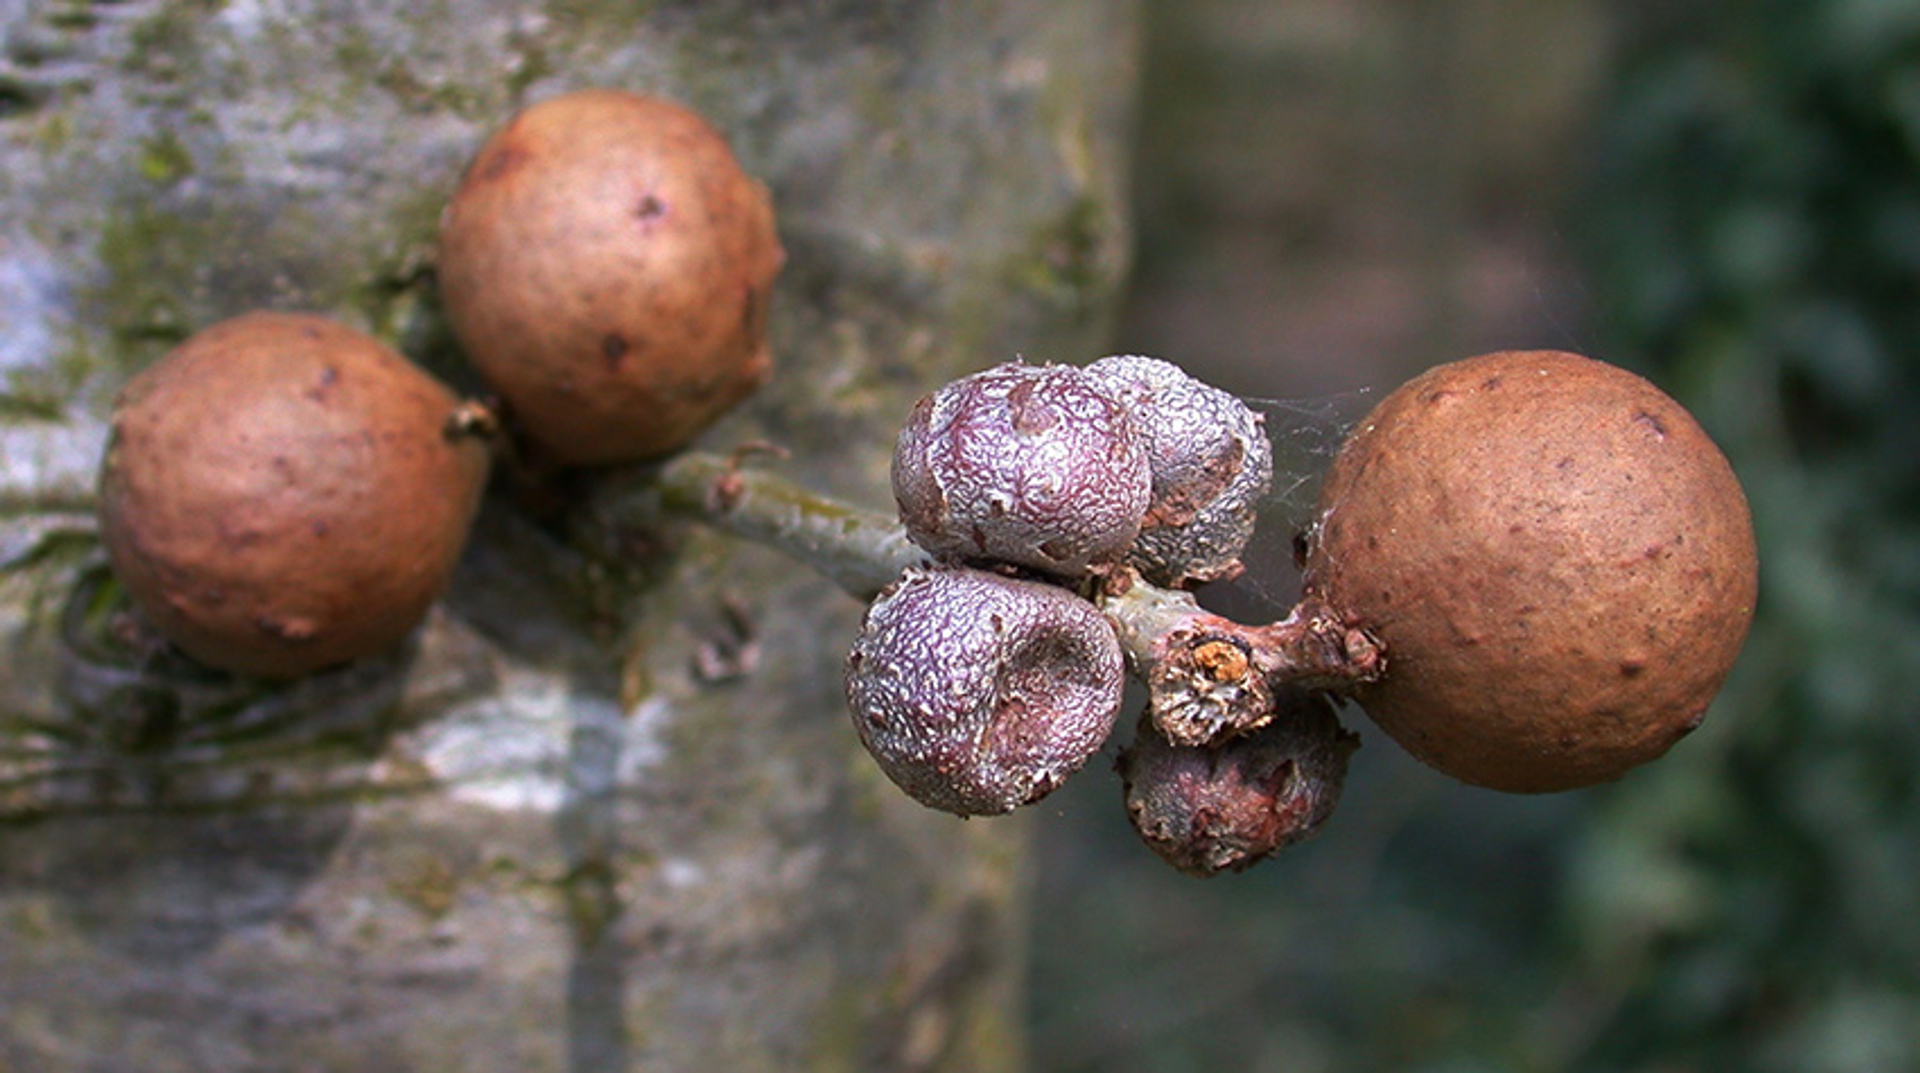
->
[330,18,491,117]
[1000,192,1121,325]
[120,0,228,83]
[329,22,381,82]
[0,530,99,606]
[135,131,194,186]
[32,111,72,154]
[560,859,622,940]
[350,182,448,313]
[545,0,664,51]
[90,202,199,371]
[500,33,557,104]
[0,373,67,421]
[44,7,101,32]
[804,982,869,1073]
[3,901,57,942]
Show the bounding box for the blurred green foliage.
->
[1030,3,1920,1071]
[1575,2,1920,1069]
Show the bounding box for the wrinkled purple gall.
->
[845,565,1126,816]
[892,361,1151,577]
[1084,354,1273,587]
[1118,689,1357,877]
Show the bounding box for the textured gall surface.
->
[1085,353,1272,586]
[847,565,1125,815]
[892,361,1151,577]
[1120,690,1357,876]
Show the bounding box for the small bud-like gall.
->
[1119,689,1357,877]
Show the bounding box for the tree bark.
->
[0,2,1140,1069]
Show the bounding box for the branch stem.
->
[590,451,1385,744]
[1098,582,1383,745]
[584,451,925,602]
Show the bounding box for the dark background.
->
[1028,2,1920,1069]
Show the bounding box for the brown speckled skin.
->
[1304,350,1758,793]
[437,89,784,466]
[98,312,491,678]
[845,565,1125,816]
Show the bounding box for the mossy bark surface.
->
[0,2,1139,1068]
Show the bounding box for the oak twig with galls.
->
[586,449,1386,730]
[582,450,926,602]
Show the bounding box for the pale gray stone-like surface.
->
[0,2,1139,1068]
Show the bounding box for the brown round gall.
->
[438,88,784,466]
[97,311,491,679]
[1303,349,1758,792]
[845,565,1126,816]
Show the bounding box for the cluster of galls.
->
[84,84,1762,883]
[846,356,1351,874]
[848,348,1760,879]
[97,89,781,679]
